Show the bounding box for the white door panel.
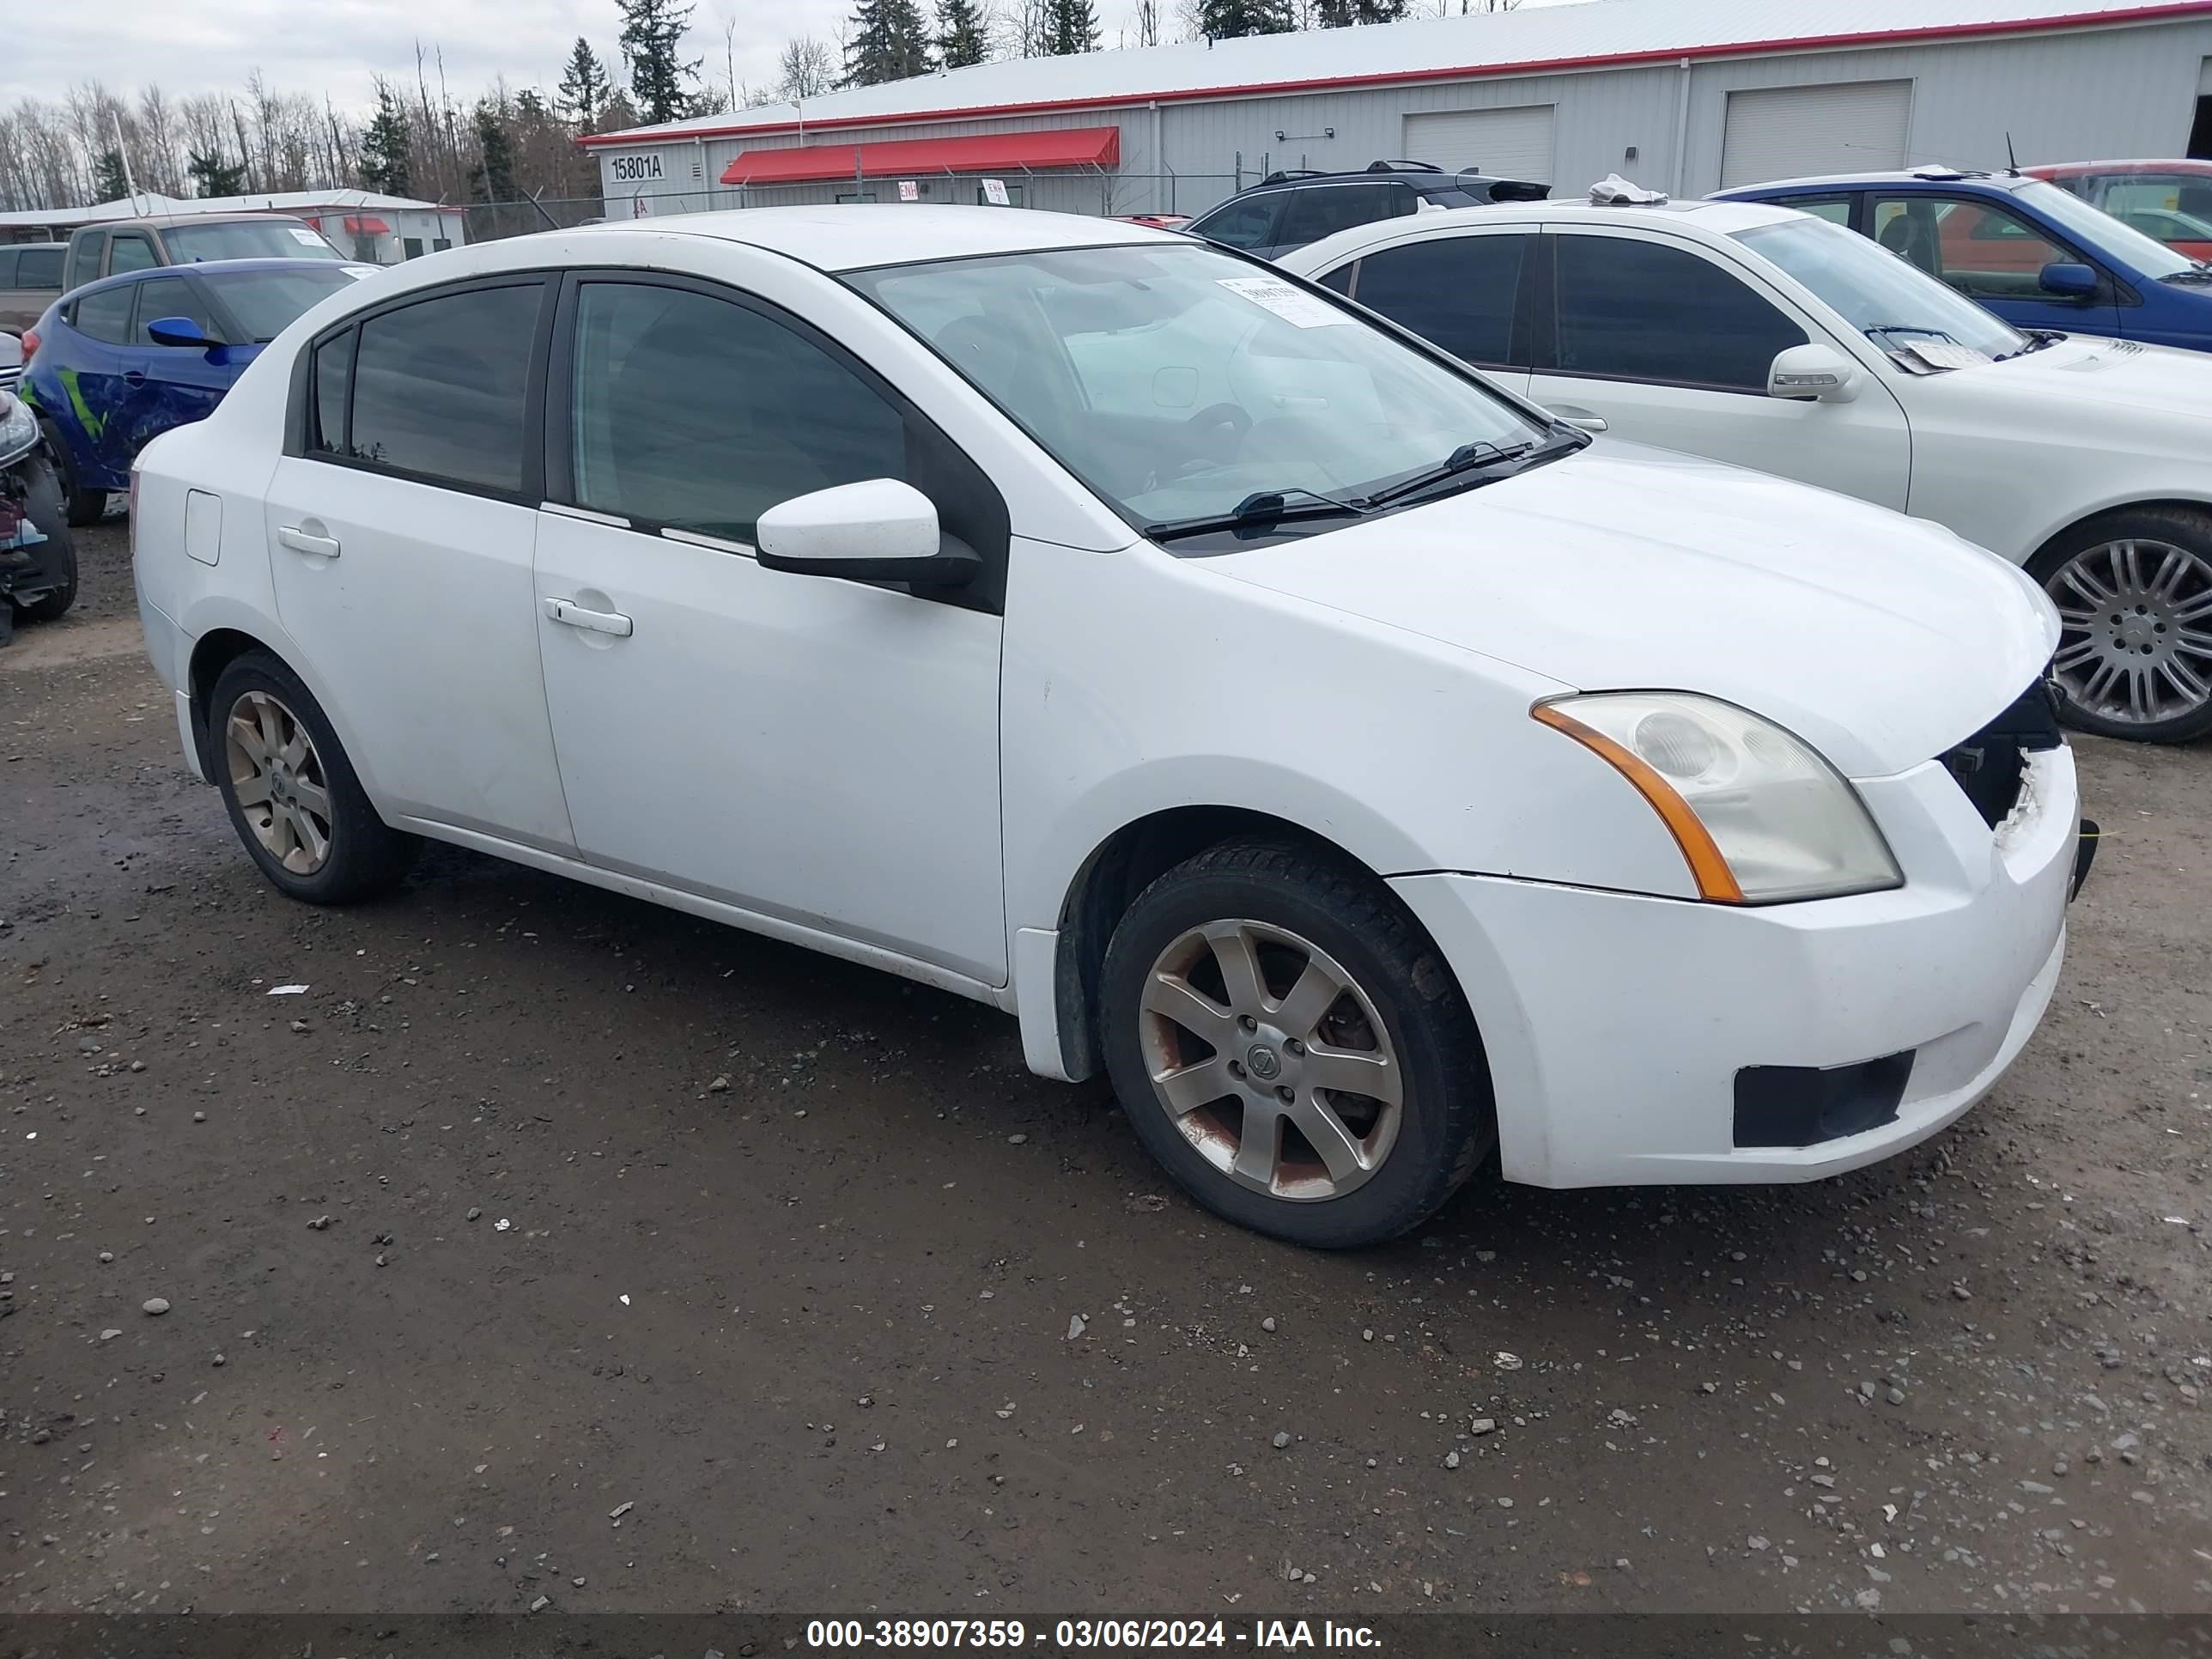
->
[532,514,1008,983]
[1523,373,1911,508]
[1720,81,1912,191]
[263,457,574,849]
[1402,106,1555,182]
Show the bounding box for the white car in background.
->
[132,207,2083,1248]
[1279,198,2212,744]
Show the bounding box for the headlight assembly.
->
[1534,692,1903,903]
[0,392,37,470]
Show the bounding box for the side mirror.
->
[145,314,214,349]
[2039,261,2098,299]
[755,478,979,589]
[1767,343,1862,404]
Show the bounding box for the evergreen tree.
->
[1043,0,1097,54]
[1198,0,1292,34]
[842,0,933,86]
[187,149,248,198]
[617,0,703,125]
[470,97,516,201]
[557,37,614,130]
[92,148,131,202]
[934,0,991,67]
[357,82,413,196]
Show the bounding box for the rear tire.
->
[208,652,417,904]
[40,422,106,527]
[1099,837,1493,1249]
[2028,507,2212,744]
[10,457,77,622]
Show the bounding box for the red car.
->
[2027,160,2212,261]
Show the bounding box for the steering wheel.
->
[1182,402,1252,464]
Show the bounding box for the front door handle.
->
[276,525,341,558]
[544,596,634,638]
[1553,405,1609,433]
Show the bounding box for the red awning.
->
[720,125,1119,186]
[343,215,392,234]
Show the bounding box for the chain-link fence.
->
[460,169,1248,243]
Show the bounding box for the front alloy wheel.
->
[1139,920,1402,1201]
[2035,510,2212,743]
[226,690,336,875]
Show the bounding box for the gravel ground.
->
[3,523,2209,1615]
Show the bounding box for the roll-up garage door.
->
[1402,105,1557,183]
[1719,80,1912,190]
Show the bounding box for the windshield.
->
[842,242,1548,535]
[202,265,362,342]
[1734,215,2027,360]
[163,221,344,264]
[2011,179,2195,276]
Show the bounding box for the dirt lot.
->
[3,524,2209,1617]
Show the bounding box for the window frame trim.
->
[287,271,556,505]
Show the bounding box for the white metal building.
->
[583,0,2212,221]
[0,190,467,264]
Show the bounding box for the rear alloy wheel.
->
[1101,838,1493,1249]
[2033,509,2212,743]
[209,652,416,903]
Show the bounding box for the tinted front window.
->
[205,266,360,342]
[73,285,135,345]
[16,246,63,288]
[1347,233,1528,367]
[1192,193,1284,251]
[108,234,158,275]
[1553,234,1805,390]
[347,283,541,491]
[568,281,905,542]
[846,242,1544,533]
[1278,184,1405,248]
[163,221,343,264]
[131,276,219,343]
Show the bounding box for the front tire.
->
[40,423,106,528]
[1099,838,1494,1249]
[2029,507,2212,744]
[208,652,416,904]
[10,457,77,622]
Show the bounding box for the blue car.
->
[1712,167,2212,353]
[22,258,371,523]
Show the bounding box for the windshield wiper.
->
[1864,325,1959,343]
[2162,266,2212,284]
[1991,328,2064,362]
[1142,487,1368,544]
[1359,438,1545,511]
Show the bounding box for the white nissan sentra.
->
[129,207,2088,1249]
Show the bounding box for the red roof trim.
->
[582,2,2212,148]
[719,125,1121,184]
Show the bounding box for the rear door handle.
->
[543,596,633,638]
[276,525,341,558]
[1553,405,1609,433]
[123,370,147,386]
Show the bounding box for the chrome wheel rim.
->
[224,690,333,876]
[1138,920,1402,1202]
[2046,538,2212,727]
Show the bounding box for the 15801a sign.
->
[609,154,665,183]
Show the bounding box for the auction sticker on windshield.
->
[1215,276,1352,328]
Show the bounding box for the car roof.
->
[563,204,1177,271]
[1275,196,1803,272]
[66,257,360,300]
[87,213,315,232]
[1717,168,2040,195]
[2029,158,2212,177]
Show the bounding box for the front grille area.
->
[1939,678,2062,830]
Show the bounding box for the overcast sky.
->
[0,0,914,118]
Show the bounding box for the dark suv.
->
[1184,161,1548,261]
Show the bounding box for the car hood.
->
[1206,443,2058,778]
[1972,331,2212,418]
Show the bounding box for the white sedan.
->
[1279,198,2212,744]
[131,207,2082,1248]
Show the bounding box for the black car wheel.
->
[9,455,77,621]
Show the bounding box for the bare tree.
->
[777,36,839,99]
[1134,0,1161,45]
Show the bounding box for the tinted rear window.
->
[72,284,135,345]
[16,246,63,288]
[346,283,541,491]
